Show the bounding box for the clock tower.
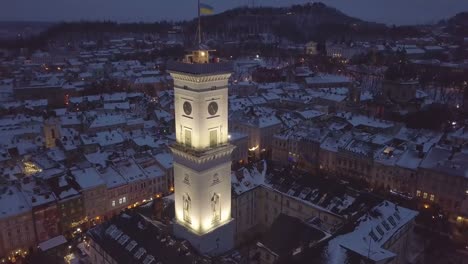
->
[167,48,235,255]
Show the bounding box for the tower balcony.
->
[170,143,235,171]
[171,142,234,157]
[166,61,232,76]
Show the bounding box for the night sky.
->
[2,0,468,25]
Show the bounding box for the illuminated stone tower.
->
[43,117,61,149]
[167,48,235,255]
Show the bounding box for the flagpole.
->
[198,0,201,45]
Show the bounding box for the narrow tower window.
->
[184,129,192,147]
[210,130,218,148]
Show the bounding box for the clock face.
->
[183,101,192,115]
[208,102,218,115]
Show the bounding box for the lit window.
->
[416,190,421,197]
[430,194,435,201]
[119,198,123,204]
[112,200,115,207]
[423,192,428,199]
[123,197,126,203]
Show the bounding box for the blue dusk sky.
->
[1,0,467,25]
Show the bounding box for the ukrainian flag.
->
[200,3,214,15]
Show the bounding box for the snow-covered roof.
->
[305,74,351,85]
[424,45,444,51]
[320,132,353,152]
[38,235,67,252]
[261,92,281,101]
[89,114,126,129]
[60,114,81,126]
[81,131,124,147]
[85,151,110,168]
[99,166,127,189]
[229,98,253,112]
[396,149,422,170]
[154,153,173,170]
[394,127,442,153]
[450,127,468,141]
[374,146,405,166]
[231,106,281,128]
[324,201,418,263]
[420,146,468,178]
[72,167,105,190]
[248,96,267,105]
[134,76,165,84]
[114,159,146,183]
[21,180,57,207]
[297,109,325,120]
[140,163,164,179]
[231,161,266,196]
[104,102,130,110]
[0,186,31,218]
[337,112,394,129]
[154,109,173,122]
[132,135,163,149]
[406,48,426,54]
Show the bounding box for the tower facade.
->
[43,117,61,149]
[168,49,235,255]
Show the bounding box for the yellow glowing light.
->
[23,161,42,176]
[423,204,430,209]
[200,51,205,56]
[457,216,463,222]
[202,217,212,232]
[249,145,259,151]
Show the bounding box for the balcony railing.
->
[166,61,232,75]
[171,142,232,157]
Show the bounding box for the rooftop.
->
[420,147,468,178]
[323,201,418,263]
[258,214,328,259]
[87,212,210,264]
[154,153,173,170]
[0,186,31,218]
[71,167,105,190]
[231,161,267,196]
[305,74,351,85]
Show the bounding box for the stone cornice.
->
[170,72,231,84]
[174,85,228,93]
[170,144,235,171]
